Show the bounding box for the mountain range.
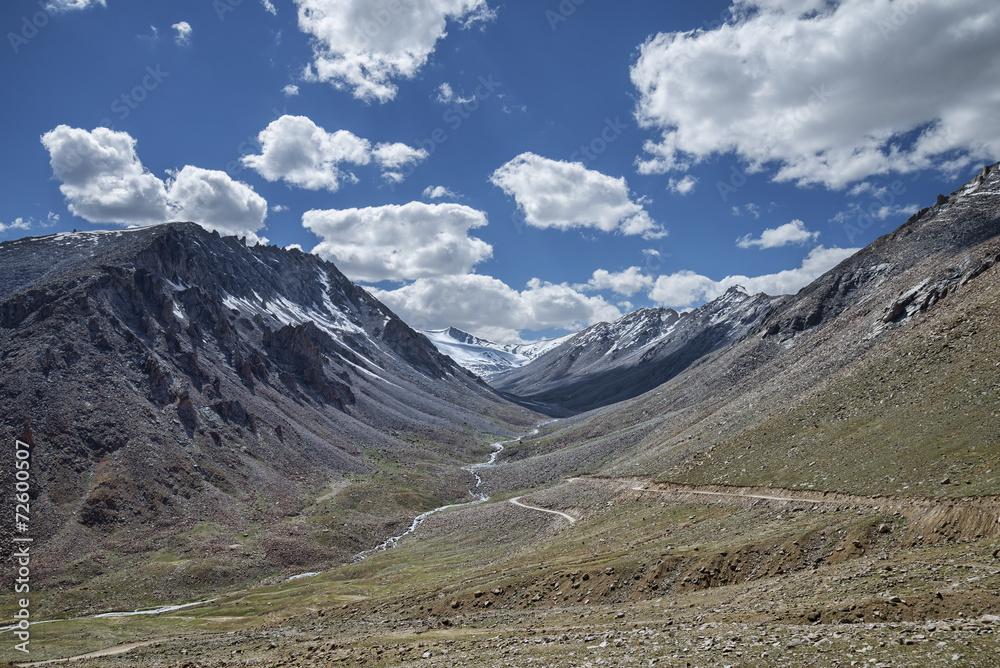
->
[1,164,998,659]
[0,223,536,608]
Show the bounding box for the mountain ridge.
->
[0,222,538,611]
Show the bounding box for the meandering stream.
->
[353,426,542,562]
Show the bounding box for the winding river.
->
[353,426,541,561]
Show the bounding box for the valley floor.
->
[6,476,1000,667]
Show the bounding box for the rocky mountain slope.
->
[0,222,537,610]
[420,327,571,380]
[485,162,1000,497]
[493,288,778,414]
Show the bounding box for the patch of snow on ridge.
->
[421,328,575,379]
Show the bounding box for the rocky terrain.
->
[0,223,537,613]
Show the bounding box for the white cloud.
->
[0,218,32,235]
[261,0,277,15]
[371,274,621,343]
[373,142,428,182]
[584,267,654,296]
[303,202,492,282]
[271,204,289,212]
[422,185,458,200]
[40,126,268,241]
[294,0,494,102]
[44,0,105,11]
[667,175,698,195]
[631,0,1000,189]
[282,84,300,96]
[737,219,819,249]
[166,166,268,238]
[171,21,192,46]
[649,245,859,309]
[40,125,170,225]
[435,82,473,105]
[241,115,371,191]
[241,115,428,189]
[490,152,665,239]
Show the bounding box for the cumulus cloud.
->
[241,115,428,189]
[373,142,429,182]
[631,0,1000,189]
[282,84,300,96]
[584,267,654,296]
[490,152,665,239]
[303,202,492,282]
[41,125,170,225]
[166,166,268,237]
[422,185,458,200]
[241,115,371,191]
[736,219,819,249]
[294,0,494,102]
[260,0,277,15]
[667,175,698,195]
[40,125,268,241]
[371,274,621,343]
[648,245,860,309]
[171,21,192,46]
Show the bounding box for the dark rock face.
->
[0,222,536,603]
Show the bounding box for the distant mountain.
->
[0,223,537,610]
[493,289,777,414]
[421,326,573,379]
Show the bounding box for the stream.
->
[353,426,541,562]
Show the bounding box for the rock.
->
[450,600,459,609]
[941,477,951,485]
[878,523,892,534]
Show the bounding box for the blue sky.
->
[2,0,999,342]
